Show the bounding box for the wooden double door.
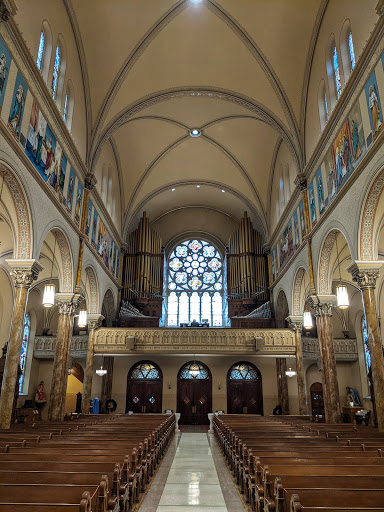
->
[126,379,162,413]
[227,380,263,415]
[177,362,212,425]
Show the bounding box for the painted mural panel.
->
[279,220,293,268]
[293,210,300,249]
[116,251,120,279]
[91,209,99,246]
[0,36,12,112]
[112,245,117,274]
[8,70,28,138]
[365,70,383,140]
[308,182,316,225]
[315,167,325,214]
[66,168,76,212]
[74,180,83,224]
[85,199,93,237]
[348,100,366,165]
[298,200,306,239]
[332,120,353,191]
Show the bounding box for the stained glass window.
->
[333,46,341,99]
[229,362,260,380]
[324,90,329,121]
[36,31,45,71]
[166,239,224,326]
[51,44,61,99]
[130,362,160,380]
[19,314,30,392]
[348,32,356,70]
[179,362,210,380]
[362,315,371,375]
[63,92,68,122]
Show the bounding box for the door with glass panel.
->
[227,362,263,415]
[177,361,212,425]
[126,361,163,413]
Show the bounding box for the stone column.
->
[276,358,290,414]
[100,356,114,412]
[0,260,42,429]
[310,296,341,423]
[82,315,103,414]
[48,294,80,421]
[287,316,308,415]
[348,262,384,431]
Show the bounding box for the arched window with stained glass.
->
[166,239,224,327]
[348,32,356,70]
[361,314,371,376]
[228,362,261,381]
[36,31,45,71]
[324,90,329,122]
[19,313,30,392]
[179,361,210,380]
[333,45,341,99]
[130,361,161,380]
[51,44,61,99]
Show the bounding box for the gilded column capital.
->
[295,173,307,191]
[5,259,43,288]
[309,295,336,317]
[55,293,82,316]
[84,173,97,191]
[286,315,303,332]
[0,0,16,22]
[347,261,383,290]
[87,314,104,331]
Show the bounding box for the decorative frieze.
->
[302,337,358,361]
[34,335,88,358]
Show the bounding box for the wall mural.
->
[0,35,120,280]
[271,48,384,283]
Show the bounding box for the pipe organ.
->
[122,212,164,323]
[227,212,269,319]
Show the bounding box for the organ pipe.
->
[228,212,268,300]
[123,212,164,299]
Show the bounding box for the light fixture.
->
[189,355,200,377]
[196,185,200,188]
[335,237,349,309]
[78,308,87,328]
[96,366,107,376]
[190,128,201,137]
[43,236,57,308]
[221,190,225,193]
[285,367,297,378]
[303,311,313,329]
[171,188,175,191]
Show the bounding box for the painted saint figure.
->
[44,137,54,177]
[351,119,362,160]
[67,176,74,209]
[309,187,316,223]
[0,53,8,97]
[75,189,82,220]
[85,203,92,235]
[317,175,324,212]
[369,84,382,135]
[8,84,25,134]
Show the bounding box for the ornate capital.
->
[0,0,16,22]
[286,316,303,332]
[347,261,382,290]
[84,173,97,191]
[263,243,271,255]
[88,314,104,331]
[6,259,43,289]
[56,293,82,316]
[121,243,128,254]
[309,296,335,317]
[295,173,307,191]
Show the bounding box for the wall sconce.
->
[168,382,171,390]
[218,382,221,390]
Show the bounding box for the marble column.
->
[348,262,384,432]
[82,315,103,414]
[0,260,42,429]
[287,316,308,415]
[100,356,114,412]
[48,294,80,421]
[310,296,341,423]
[276,358,290,414]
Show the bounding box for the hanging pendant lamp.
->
[335,237,349,309]
[189,355,200,377]
[303,311,313,329]
[78,308,88,328]
[96,355,107,376]
[43,236,57,308]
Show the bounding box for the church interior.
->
[1,0,384,510]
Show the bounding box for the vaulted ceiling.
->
[71,0,323,242]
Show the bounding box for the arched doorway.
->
[177,361,212,425]
[126,361,163,414]
[227,362,263,415]
[310,382,324,418]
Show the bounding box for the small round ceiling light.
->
[221,189,225,193]
[190,128,201,137]
[171,188,175,192]
[196,185,200,188]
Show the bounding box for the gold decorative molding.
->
[93,328,296,355]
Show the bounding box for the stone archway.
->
[101,289,115,327]
[359,169,384,261]
[50,229,74,293]
[292,267,309,315]
[85,266,99,314]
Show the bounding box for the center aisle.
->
[140,431,246,512]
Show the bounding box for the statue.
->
[346,386,362,407]
[35,381,47,405]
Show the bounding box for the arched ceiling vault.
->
[69,0,324,241]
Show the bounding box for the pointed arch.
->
[85,266,99,314]
[292,267,310,316]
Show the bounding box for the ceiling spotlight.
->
[190,129,201,137]
[221,190,225,193]
[197,185,200,188]
[171,188,175,192]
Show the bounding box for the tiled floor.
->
[139,431,246,512]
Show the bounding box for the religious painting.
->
[364,70,383,140]
[271,244,276,281]
[280,220,293,268]
[8,70,28,139]
[308,182,317,225]
[112,245,117,274]
[298,200,306,239]
[102,230,112,269]
[332,120,353,191]
[293,209,300,249]
[47,140,62,196]
[109,240,114,268]
[348,100,366,167]
[74,180,83,224]
[325,149,337,205]
[66,167,76,212]
[91,209,99,246]
[58,152,67,202]
[85,199,93,237]
[116,250,120,279]
[315,168,325,214]
[0,36,12,112]
[26,100,48,178]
